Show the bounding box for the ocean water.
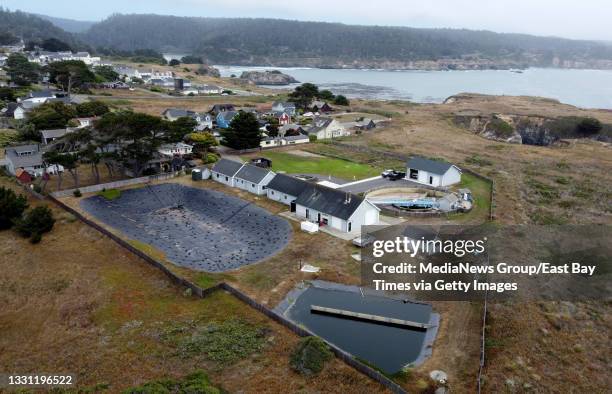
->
[216,65,612,109]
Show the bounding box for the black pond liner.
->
[286,286,432,374]
[79,183,292,272]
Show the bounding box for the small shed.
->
[251,157,272,168]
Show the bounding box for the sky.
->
[3,0,612,41]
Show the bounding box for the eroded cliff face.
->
[453,111,609,146]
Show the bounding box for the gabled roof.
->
[4,144,43,168]
[41,129,71,140]
[406,156,459,175]
[234,163,273,184]
[218,111,238,121]
[266,173,309,197]
[283,134,309,141]
[295,183,365,220]
[211,158,244,177]
[28,89,57,98]
[163,108,194,118]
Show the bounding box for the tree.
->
[94,65,119,82]
[28,102,77,130]
[221,112,262,150]
[288,83,319,109]
[576,117,602,136]
[15,206,55,243]
[5,53,39,86]
[318,89,335,101]
[42,151,64,190]
[46,60,95,93]
[0,87,15,102]
[76,101,110,117]
[333,95,349,106]
[15,121,41,142]
[186,132,218,158]
[169,59,181,66]
[0,186,28,230]
[40,37,71,52]
[181,55,203,64]
[167,116,197,142]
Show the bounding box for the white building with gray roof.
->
[406,156,462,187]
[234,163,276,195]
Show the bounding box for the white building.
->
[158,142,193,156]
[233,163,276,195]
[406,157,462,187]
[210,158,245,187]
[306,117,349,140]
[266,173,379,233]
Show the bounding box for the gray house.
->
[266,173,309,209]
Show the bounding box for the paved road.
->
[338,176,424,194]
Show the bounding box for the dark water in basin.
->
[287,287,431,373]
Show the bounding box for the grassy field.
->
[0,176,389,393]
[252,151,381,181]
[450,173,492,223]
[98,188,121,200]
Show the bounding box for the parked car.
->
[381,169,394,178]
[387,170,406,181]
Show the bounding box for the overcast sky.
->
[4,0,612,41]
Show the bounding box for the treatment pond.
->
[278,281,439,374]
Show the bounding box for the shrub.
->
[204,153,219,164]
[123,370,220,394]
[0,186,28,230]
[309,134,318,142]
[290,336,333,376]
[73,189,82,197]
[15,205,55,243]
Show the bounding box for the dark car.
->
[387,170,406,181]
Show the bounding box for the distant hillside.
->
[35,13,96,33]
[0,9,84,49]
[80,13,612,69]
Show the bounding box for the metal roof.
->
[211,158,244,177]
[234,163,273,184]
[406,156,458,175]
[266,173,309,197]
[295,183,365,220]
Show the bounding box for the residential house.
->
[282,134,309,145]
[162,109,213,130]
[75,117,96,128]
[275,112,291,126]
[306,117,348,140]
[158,142,193,157]
[271,101,296,116]
[2,144,63,177]
[41,128,74,145]
[216,111,238,129]
[210,158,245,187]
[210,104,236,116]
[310,101,333,113]
[20,89,61,104]
[197,85,223,95]
[406,156,462,187]
[163,108,196,121]
[233,163,276,195]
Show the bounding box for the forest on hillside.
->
[0,8,84,49]
[80,14,612,67]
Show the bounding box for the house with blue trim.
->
[216,111,238,129]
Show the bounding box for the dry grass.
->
[0,176,388,393]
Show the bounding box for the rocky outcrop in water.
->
[239,70,298,85]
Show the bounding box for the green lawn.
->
[258,151,380,181]
[98,188,121,200]
[450,173,492,223]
